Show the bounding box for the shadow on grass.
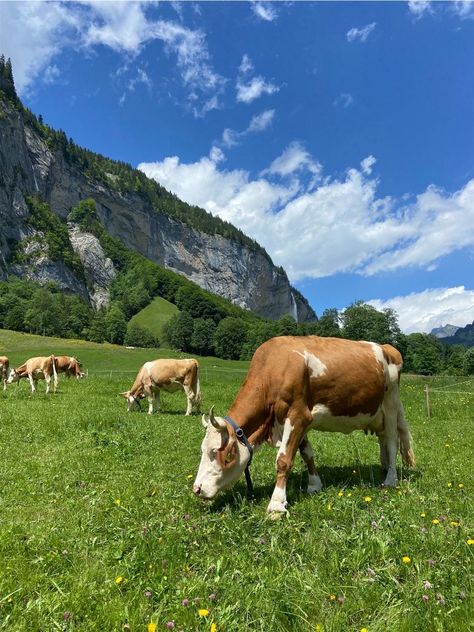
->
[205,463,421,513]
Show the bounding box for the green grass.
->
[129,297,179,340]
[0,329,473,631]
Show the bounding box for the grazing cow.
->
[0,356,9,391]
[120,358,201,416]
[193,336,415,514]
[7,355,58,394]
[55,355,84,379]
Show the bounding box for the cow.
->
[7,355,58,394]
[0,356,9,391]
[193,336,415,514]
[120,358,201,416]
[55,355,84,379]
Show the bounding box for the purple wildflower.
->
[423,581,433,590]
[63,611,72,621]
[145,590,152,599]
[181,598,189,607]
[426,559,435,566]
[209,593,217,602]
[436,593,445,605]
[422,595,429,603]
[166,622,175,630]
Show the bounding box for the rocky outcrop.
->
[0,97,316,322]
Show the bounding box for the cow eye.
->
[211,448,218,458]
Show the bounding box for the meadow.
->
[0,330,473,632]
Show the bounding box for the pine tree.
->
[0,56,19,103]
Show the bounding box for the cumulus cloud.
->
[0,1,225,113]
[138,147,474,285]
[251,2,278,22]
[368,287,474,333]
[346,22,377,43]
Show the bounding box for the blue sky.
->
[1,0,474,332]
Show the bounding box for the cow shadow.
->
[207,463,421,512]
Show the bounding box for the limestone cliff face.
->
[0,98,316,322]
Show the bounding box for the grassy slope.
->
[0,329,473,631]
[129,296,179,340]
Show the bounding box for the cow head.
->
[120,391,141,411]
[193,408,250,500]
[6,368,20,385]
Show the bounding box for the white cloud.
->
[407,1,433,18]
[0,1,225,113]
[264,142,321,178]
[361,155,376,175]
[333,93,354,108]
[346,22,377,43]
[138,147,474,285]
[251,2,278,22]
[220,110,275,148]
[247,109,275,132]
[209,146,225,163]
[368,287,474,333]
[236,76,280,103]
[239,54,254,75]
[452,1,474,17]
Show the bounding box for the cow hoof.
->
[266,500,288,515]
[307,474,323,494]
[381,477,398,488]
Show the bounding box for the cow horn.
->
[209,406,226,432]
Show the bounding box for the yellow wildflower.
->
[329,594,336,601]
[148,624,156,632]
[420,512,426,517]
[347,492,352,497]
[432,519,440,525]
[402,556,411,564]
[315,626,323,632]
[187,474,193,479]
[447,482,452,488]
[210,624,217,632]
[198,609,210,617]
[115,576,124,585]
[338,491,344,497]
[458,483,464,489]
[361,628,369,632]
[327,503,332,511]
[364,496,372,503]
[467,539,474,545]
[451,521,460,527]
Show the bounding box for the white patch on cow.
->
[276,418,294,459]
[307,473,323,493]
[269,417,284,447]
[310,403,380,434]
[267,484,288,514]
[293,350,327,377]
[301,440,314,460]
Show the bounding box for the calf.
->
[120,358,201,416]
[193,336,415,513]
[0,356,9,391]
[7,355,58,394]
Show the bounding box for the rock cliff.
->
[0,96,316,322]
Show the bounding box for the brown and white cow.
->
[7,355,58,394]
[55,355,84,379]
[120,358,201,416]
[193,336,415,513]
[0,356,9,391]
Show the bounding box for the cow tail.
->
[397,402,415,467]
[194,362,201,408]
[51,355,58,383]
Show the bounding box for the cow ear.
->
[217,439,237,469]
[201,413,210,429]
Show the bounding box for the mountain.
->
[442,321,474,348]
[0,66,315,323]
[430,324,460,339]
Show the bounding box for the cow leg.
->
[147,390,160,415]
[381,390,399,487]
[28,374,36,394]
[299,436,322,493]
[45,375,51,395]
[183,385,193,416]
[377,433,389,471]
[267,409,312,514]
